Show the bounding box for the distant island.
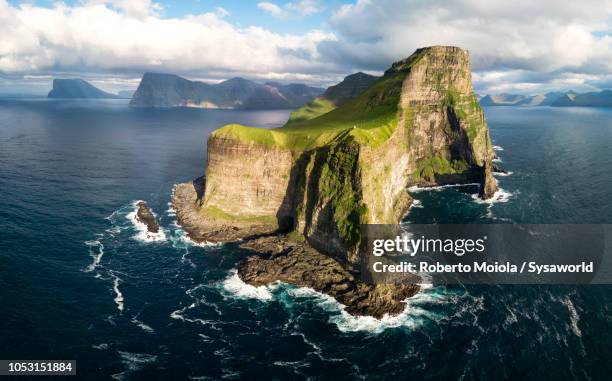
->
[172,46,498,318]
[48,79,123,99]
[129,73,324,109]
[480,89,612,107]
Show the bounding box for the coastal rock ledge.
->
[173,46,498,318]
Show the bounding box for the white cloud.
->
[0,0,336,84]
[286,0,325,16]
[214,7,230,18]
[258,0,324,19]
[322,0,612,93]
[2,0,612,94]
[257,2,288,19]
[86,0,163,18]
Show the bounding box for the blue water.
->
[1,99,611,380]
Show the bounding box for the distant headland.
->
[129,73,323,109]
[48,79,125,99]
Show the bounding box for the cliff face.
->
[130,73,323,109]
[48,79,120,99]
[175,46,497,266]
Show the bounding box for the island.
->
[129,73,323,109]
[173,46,498,318]
[48,79,121,99]
[479,89,612,108]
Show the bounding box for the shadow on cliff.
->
[193,176,205,206]
[431,107,484,185]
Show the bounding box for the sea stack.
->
[173,46,498,317]
[135,201,160,234]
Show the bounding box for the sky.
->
[1,0,612,95]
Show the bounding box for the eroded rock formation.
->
[173,46,498,317]
[135,201,160,234]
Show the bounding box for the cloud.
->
[87,0,163,18]
[214,7,230,18]
[257,2,288,19]
[321,0,612,93]
[0,0,336,85]
[258,0,325,19]
[286,0,326,16]
[2,0,612,94]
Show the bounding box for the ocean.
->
[0,98,610,380]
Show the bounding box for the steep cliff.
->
[48,79,120,99]
[173,46,497,315]
[130,73,323,109]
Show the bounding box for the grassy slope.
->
[286,97,336,125]
[210,72,407,150]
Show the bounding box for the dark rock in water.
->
[237,236,420,318]
[136,201,159,233]
[492,163,508,174]
[479,160,498,199]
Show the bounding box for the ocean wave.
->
[112,351,158,380]
[131,317,154,333]
[493,145,504,151]
[562,296,582,337]
[126,200,166,242]
[471,188,514,204]
[165,205,224,250]
[111,274,124,312]
[492,157,503,163]
[493,171,513,177]
[410,199,423,209]
[286,285,449,334]
[216,268,458,333]
[84,237,104,272]
[221,270,274,301]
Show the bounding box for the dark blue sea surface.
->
[0,99,611,380]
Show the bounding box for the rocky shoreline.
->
[172,177,278,243]
[172,180,420,318]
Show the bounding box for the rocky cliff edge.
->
[172,46,498,317]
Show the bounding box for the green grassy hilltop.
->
[211,68,410,150]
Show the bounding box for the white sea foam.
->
[221,270,273,301]
[166,202,176,217]
[131,317,154,333]
[493,171,513,177]
[170,303,197,322]
[84,238,104,272]
[492,157,503,163]
[471,187,513,204]
[112,351,158,380]
[112,275,124,312]
[408,183,479,193]
[284,284,447,334]
[562,296,582,337]
[410,199,423,209]
[166,220,224,250]
[126,200,166,242]
[493,145,504,151]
